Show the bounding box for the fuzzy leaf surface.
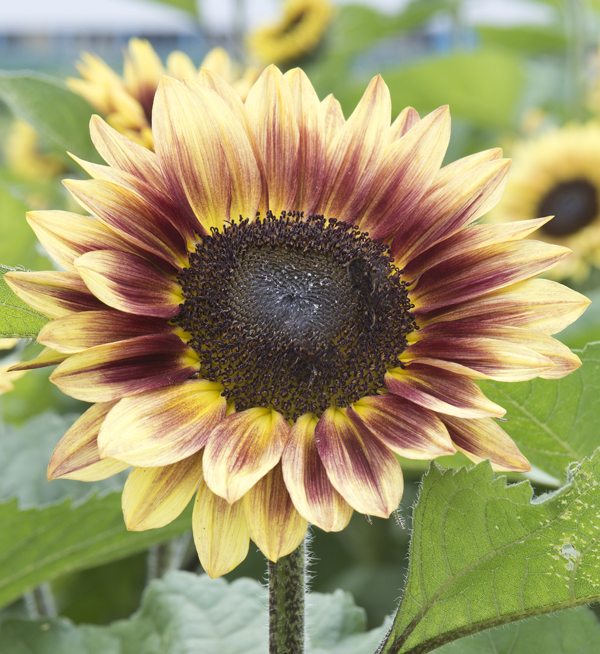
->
[480,342,600,482]
[0,264,48,338]
[436,605,600,653]
[0,572,389,653]
[0,413,191,609]
[379,452,600,654]
[0,73,100,163]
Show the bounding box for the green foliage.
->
[146,0,198,16]
[0,412,192,610]
[0,572,389,654]
[438,605,600,653]
[379,451,600,654]
[480,342,600,483]
[0,264,48,338]
[0,73,101,164]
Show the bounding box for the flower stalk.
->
[269,540,306,654]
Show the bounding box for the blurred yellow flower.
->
[490,123,600,281]
[3,120,66,181]
[247,0,335,66]
[67,39,260,150]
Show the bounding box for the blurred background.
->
[1,0,600,632]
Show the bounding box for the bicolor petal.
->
[4,270,105,319]
[39,310,173,354]
[98,380,226,466]
[385,363,505,418]
[348,394,456,459]
[388,106,419,143]
[193,477,250,578]
[47,402,128,481]
[203,407,289,504]
[245,65,299,213]
[9,348,70,372]
[281,413,353,531]
[320,93,345,148]
[75,250,182,318]
[442,415,531,472]
[315,406,403,517]
[50,334,199,402]
[244,463,308,562]
[123,451,204,530]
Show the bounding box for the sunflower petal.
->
[51,334,199,403]
[403,217,550,283]
[284,68,326,214]
[392,150,508,266]
[411,240,570,313]
[349,394,456,459]
[90,115,167,192]
[64,178,188,269]
[27,210,141,273]
[315,406,403,517]
[281,413,353,531]
[358,106,451,240]
[39,310,173,353]
[193,477,250,578]
[442,415,530,472]
[9,348,70,371]
[388,106,419,142]
[153,77,231,235]
[75,250,182,318]
[122,451,204,530]
[385,363,505,418]
[245,65,299,213]
[320,93,345,148]
[318,75,391,223]
[244,463,308,561]
[4,270,105,319]
[420,279,590,336]
[203,407,289,504]
[47,402,128,481]
[98,380,225,466]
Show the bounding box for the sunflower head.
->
[7,65,589,578]
[67,40,258,150]
[247,0,335,66]
[491,123,600,281]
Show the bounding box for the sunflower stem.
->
[268,540,306,654]
[565,0,589,120]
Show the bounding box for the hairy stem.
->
[269,540,306,654]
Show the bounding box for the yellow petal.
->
[123,451,204,530]
[193,477,250,578]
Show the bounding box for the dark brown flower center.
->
[174,212,416,420]
[538,179,598,237]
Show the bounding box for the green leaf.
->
[0,72,100,163]
[478,25,566,53]
[0,412,192,609]
[438,605,600,653]
[0,572,389,653]
[146,0,198,16]
[479,342,600,483]
[0,264,48,338]
[379,452,600,654]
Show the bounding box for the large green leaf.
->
[379,451,600,654]
[0,264,48,338]
[438,605,600,653]
[0,572,389,653]
[0,73,100,163]
[0,412,191,609]
[479,342,600,483]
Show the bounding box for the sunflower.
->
[3,119,66,181]
[6,67,588,578]
[67,39,260,150]
[247,0,334,66]
[491,123,600,281]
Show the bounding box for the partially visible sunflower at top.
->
[491,123,600,281]
[6,67,588,578]
[247,0,335,67]
[67,39,260,150]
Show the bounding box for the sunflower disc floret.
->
[6,65,589,578]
